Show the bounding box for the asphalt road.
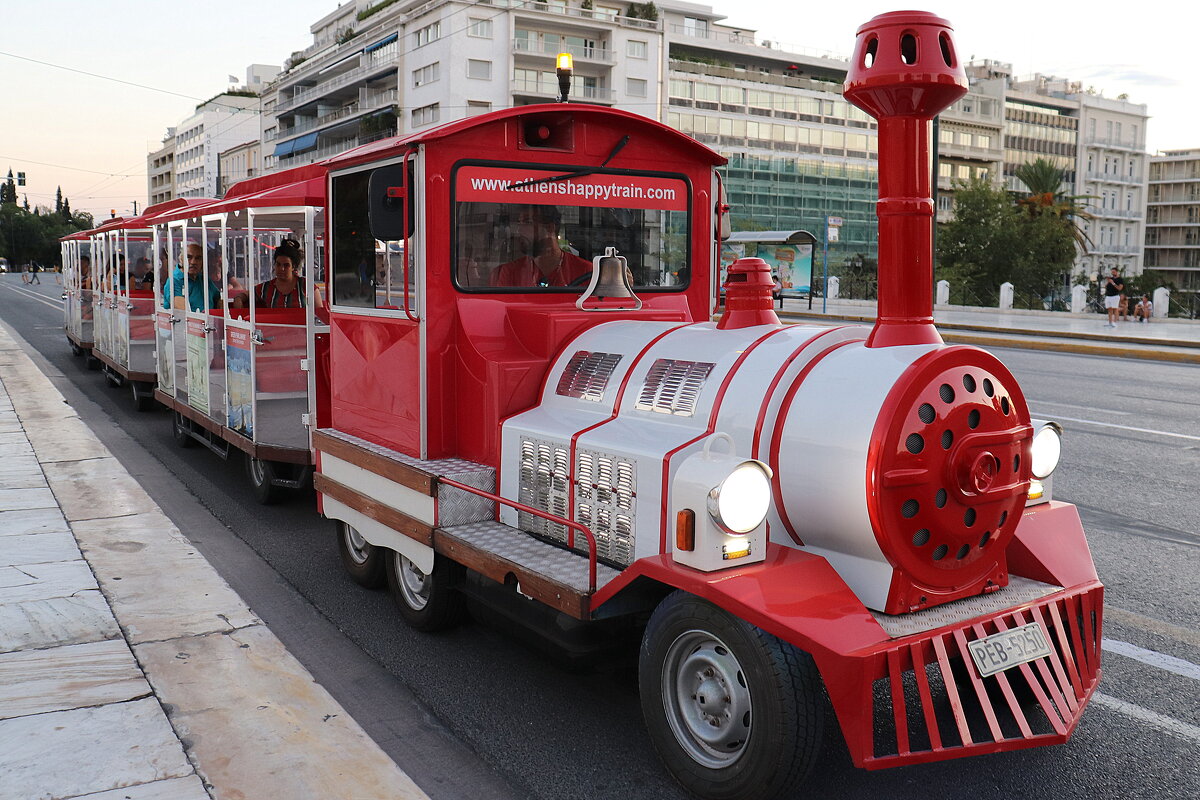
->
[2,273,1197,800]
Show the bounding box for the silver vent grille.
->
[556,351,623,403]
[517,437,637,567]
[635,359,715,417]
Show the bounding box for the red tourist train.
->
[60,12,1101,799]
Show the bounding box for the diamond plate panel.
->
[443,520,621,592]
[870,575,1062,638]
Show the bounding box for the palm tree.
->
[1013,158,1095,251]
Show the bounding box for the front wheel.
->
[335,520,386,588]
[639,591,823,800]
[245,454,285,505]
[385,550,465,632]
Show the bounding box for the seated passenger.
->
[233,238,305,309]
[491,205,591,287]
[172,242,221,312]
[133,257,154,291]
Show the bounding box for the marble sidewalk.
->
[0,326,428,799]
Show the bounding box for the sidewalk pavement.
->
[776,296,1200,363]
[0,324,428,799]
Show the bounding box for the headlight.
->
[1030,421,1062,479]
[707,462,772,533]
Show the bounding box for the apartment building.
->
[1146,149,1200,303]
[218,140,263,196]
[147,130,176,207]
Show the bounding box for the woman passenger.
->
[233,238,304,309]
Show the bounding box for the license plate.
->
[967,622,1053,677]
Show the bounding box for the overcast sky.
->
[0,1,1190,219]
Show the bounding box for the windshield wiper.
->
[505,135,630,191]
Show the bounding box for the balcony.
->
[511,79,613,103]
[1085,170,1143,185]
[277,50,401,114]
[506,0,660,30]
[513,38,614,64]
[1082,135,1143,151]
[275,89,398,143]
[667,24,849,62]
[668,60,846,96]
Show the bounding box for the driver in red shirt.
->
[491,205,591,287]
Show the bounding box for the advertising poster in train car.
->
[155,312,173,394]
[186,318,209,416]
[226,326,253,438]
[116,304,130,367]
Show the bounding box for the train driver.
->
[491,205,590,288]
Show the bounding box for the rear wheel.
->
[385,550,465,632]
[335,521,386,588]
[639,591,823,800]
[172,411,195,448]
[131,381,155,412]
[245,454,285,505]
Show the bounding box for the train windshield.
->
[452,164,691,291]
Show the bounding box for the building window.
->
[467,100,492,116]
[467,59,491,80]
[468,17,492,38]
[411,103,439,127]
[626,77,647,97]
[414,21,441,48]
[939,162,952,178]
[627,39,647,58]
[413,62,440,87]
[683,17,709,36]
[596,5,620,20]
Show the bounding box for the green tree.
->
[1,170,15,205]
[936,177,1075,304]
[1013,157,1094,250]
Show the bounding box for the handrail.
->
[436,475,599,593]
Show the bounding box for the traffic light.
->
[16,172,25,186]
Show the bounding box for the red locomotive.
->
[61,12,1100,799]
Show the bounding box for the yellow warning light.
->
[557,52,573,71]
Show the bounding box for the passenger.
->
[491,205,590,287]
[79,256,92,290]
[232,238,305,309]
[1134,294,1153,323]
[133,257,154,290]
[172,242,221,312]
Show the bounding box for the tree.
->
[55,186,63,215]
[61,196,72,222]
[1,170,15,205]
[1013,157,1094,251]
[936,177,1076,304]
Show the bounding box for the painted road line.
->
[1102,639,1200,681]
[1028,412,1200,443]
[1028,399,1130,416]
[1093,692,1200,745]
[3,284,64,313]
[1104,607,1200,650]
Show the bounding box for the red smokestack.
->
[844,11,968,348]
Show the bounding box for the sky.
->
[0,1,1192,220]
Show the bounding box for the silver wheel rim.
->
[395,553,430,611]
[661,629,752,769]
[249,458,266,485]
[343,525,371,566]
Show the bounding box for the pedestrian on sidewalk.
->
[30,263,41,284]
[1103,267,1124,327]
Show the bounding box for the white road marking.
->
[1029,412,1200,443]
[1092,692,1200,745]
[1103,638,1200,681]
[3,283,64,312]
[1028,399,1129,416]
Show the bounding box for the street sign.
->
[827,215,843,226]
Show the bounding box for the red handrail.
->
[436,475,599,592]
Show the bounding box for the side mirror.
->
[716,180,731,241]
[367,163,413,242]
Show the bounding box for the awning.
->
[364,33,398,53]
[272,132,320,158]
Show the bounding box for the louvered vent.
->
[636,359,715,416]
[556,350,623,402]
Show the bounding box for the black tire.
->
[335,520,387,588]
[639,591,823,800]
[172,411,195,448]
[385,549,465,632]
[245,454,285,505]
[131,381,156,412]
[85,353,101,371]
[69,341,82,357]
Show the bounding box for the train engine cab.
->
[315,14,1102,799]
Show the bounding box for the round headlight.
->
[707,462,772,533]
[1031,424,1062,479]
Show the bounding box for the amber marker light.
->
[556,52,573,102]
[676,509,695,551]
